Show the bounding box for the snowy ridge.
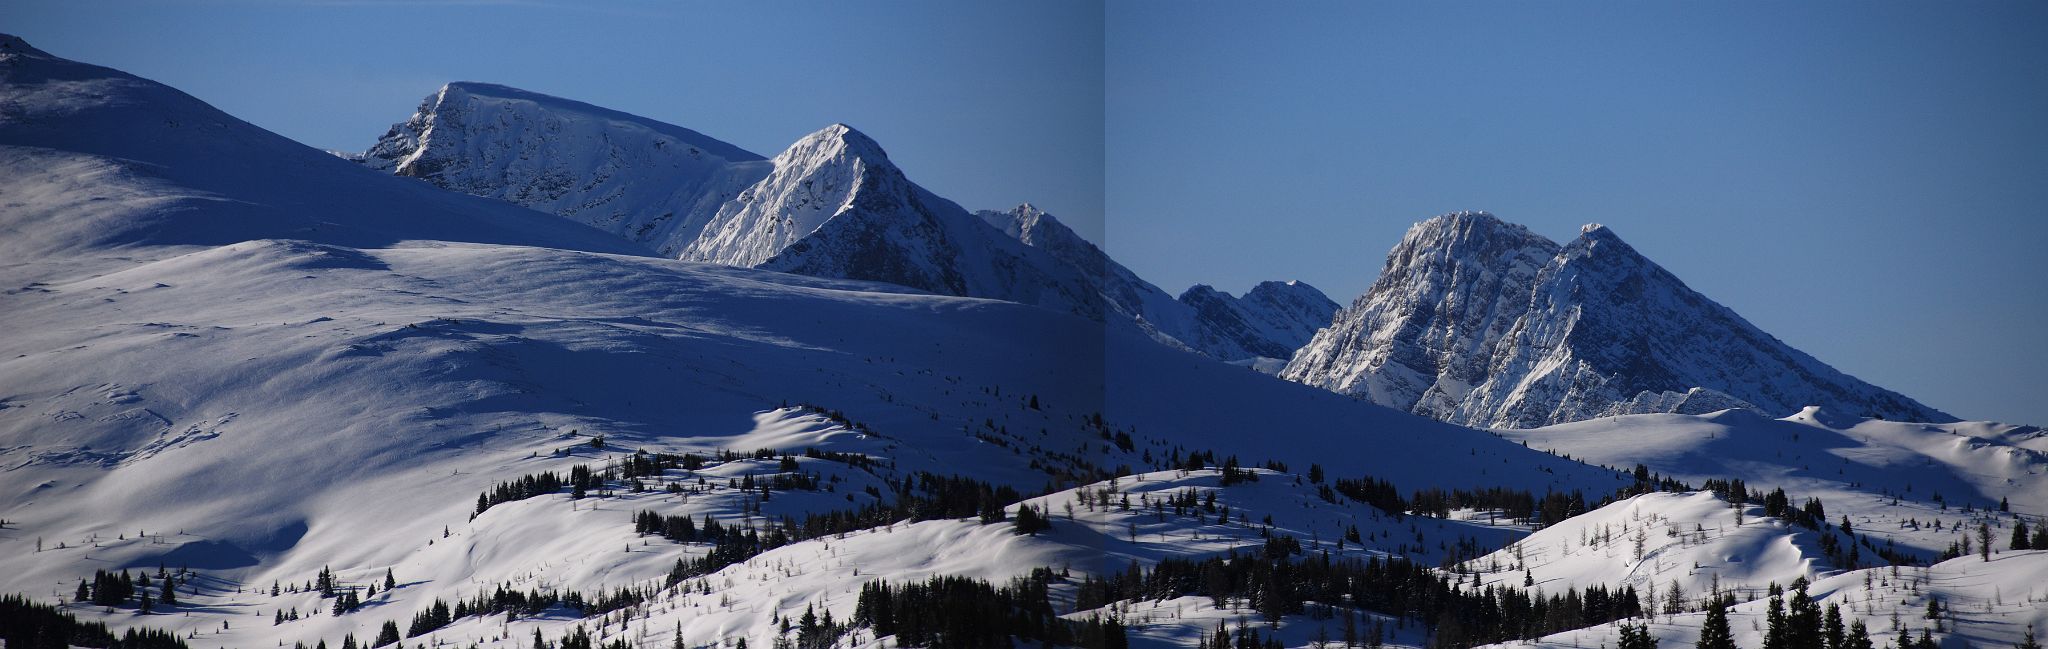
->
[977,204,1339,363]
[1283,211,1954,428]
[362,90,1104,320]
[359,82,770,258]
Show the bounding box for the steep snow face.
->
[977,204,1338,363]
[1284,212,1954,428]
[718,130,1103,317]
[359,82,769,257]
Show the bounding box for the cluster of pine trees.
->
[633,471,1027,585]
[1068,543,1645,648]
[852,570,1125,648]
[0,593,187,649]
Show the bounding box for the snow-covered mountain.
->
[1283,211,1955,428]
[360,85,1104,320]
[8,34,2043,649]
[977,203,1339,363]
[357,82,770,258]
[1175,280,1339,362]
[2,36,1626,648]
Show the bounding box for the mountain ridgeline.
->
[358,83,1334,363]
[1282,211,1955,429]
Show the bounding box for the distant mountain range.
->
[355,83,1333,364]
[351,85,1959,428]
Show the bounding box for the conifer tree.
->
[1787,579,1821,648]
[1844,620,1874,649]
[2012,519,2032,550]
[1824,602,1845,649]
[1695,597,1736,649]
[1762,588,1787,649]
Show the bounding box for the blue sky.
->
[1108,2,2048,425]
[5,2,2042,424]
[0,0,1105,237]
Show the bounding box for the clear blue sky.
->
[0,0,1105,238]
[6,2,2043,425]
[1107,2,2048,425]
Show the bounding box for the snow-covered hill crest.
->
[1283,211,1954,428]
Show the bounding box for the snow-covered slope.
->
[1500,407,2048,557]
[1283,211,1954,429]
[362,87,1105,320]
[1498,551,2048,649]
[1463,491,1834,600]
[978,204,1339,363]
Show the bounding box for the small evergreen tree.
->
[1844,620,1874,649]
[2013,519,2032,550]
[1695,596,1736,649]
[1012,503,1052,536]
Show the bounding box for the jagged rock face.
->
[360,83,769,258]
[1283,212,1955,428]
[976,204,1338,363]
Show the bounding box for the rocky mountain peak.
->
[1284,212,1953,428]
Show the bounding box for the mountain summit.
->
[1282,211,1954,428]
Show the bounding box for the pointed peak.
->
[790,123,888,160]
[1177,284,1226,302]
[1250,279,1327,297]
[1397,210,1554,253]
[0,34,52,59]
[1564,221,1639,256]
